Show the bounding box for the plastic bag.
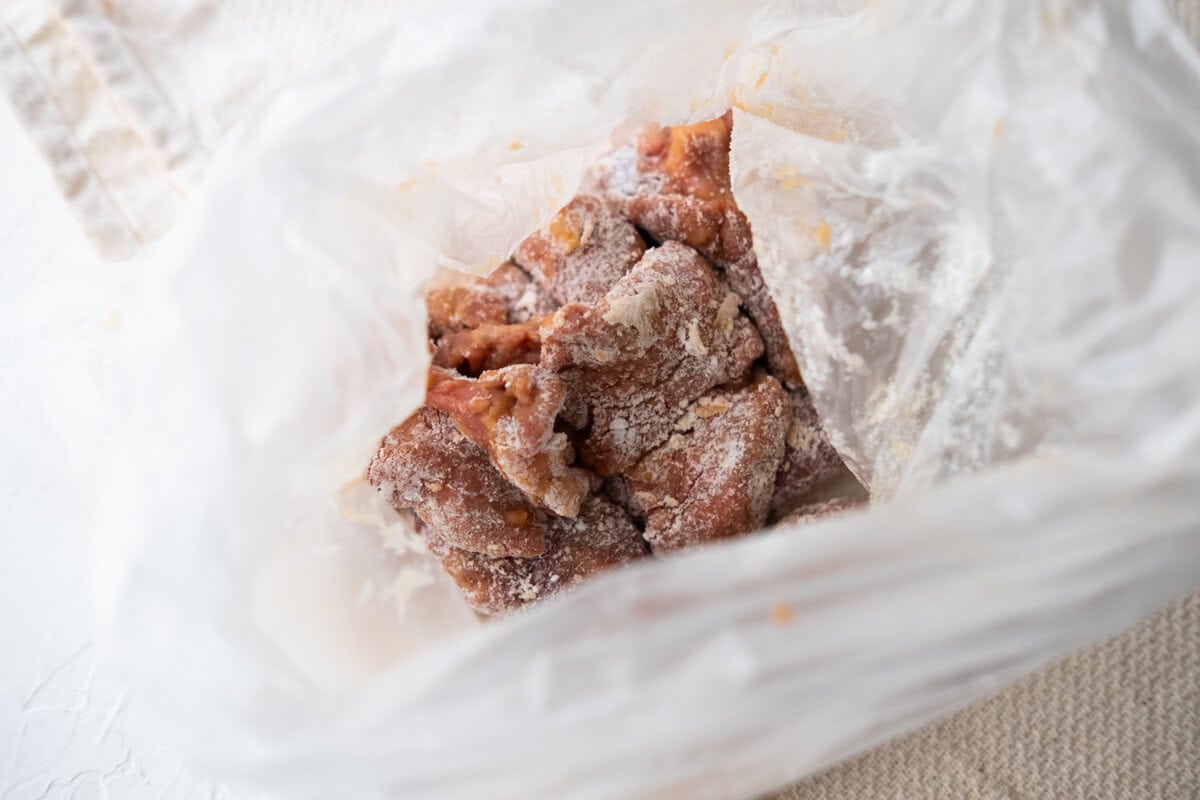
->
[93,0,1200,798]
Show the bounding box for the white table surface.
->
[0,91,261,800]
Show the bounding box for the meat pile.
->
[367,114,863,615]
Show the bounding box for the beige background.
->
[769,591,1200,799]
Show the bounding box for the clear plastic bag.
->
[93,1,1200,798]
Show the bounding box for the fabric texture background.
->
[0,0,426,259]
[0,1,1197,798]
[766,591,1200,799]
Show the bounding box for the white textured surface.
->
[0,93,260,800]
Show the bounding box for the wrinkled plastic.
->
[94,1,1200,798]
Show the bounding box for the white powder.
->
[391,568,435,615]
[598,146,642,197]
[603,283,662,348]
[684,319,709,356]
